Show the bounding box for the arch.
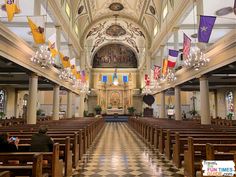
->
[92,43,138,68]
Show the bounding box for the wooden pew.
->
[0,153,43,177]
[0,171,10,177]
[167,131,236,161]
[0,117,104,177]
[184,138,236,177]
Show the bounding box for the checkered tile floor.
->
[73,123,184,177]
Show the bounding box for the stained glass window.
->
[0,90,6,113]
[226,91,234,119]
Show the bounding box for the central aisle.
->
[75,123,183,177]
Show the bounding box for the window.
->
[65,1,70,18]
[0,89,6,113]
[153,25,158,36]
[102,75,107,83]
[74,25,79,36]
[163,3,168,20]
[123,75,128,83]
[226,91,234,119]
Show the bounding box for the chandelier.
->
[166,69,177,82]
[59,68,71,81]
[142,85,153,95]
[184,46,210,70]
[80,83,90,94]
[31,45,54,68]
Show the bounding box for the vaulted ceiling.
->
[73,0,161,43]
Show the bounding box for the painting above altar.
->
[92,44,137,68]
[109,91,122,108]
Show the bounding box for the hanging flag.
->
[183,33,191,59]
[70,58,77,76]
[81,70,86,82]
[5,0,20,22]
[198,15,216,43]
[48,33,58,58]
[162,59,168,76]
[144,74,150,86]
[27,16,45,44]
[59,52,70,68]
[167,49,179,68]
[153,65,161,80]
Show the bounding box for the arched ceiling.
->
[73,0,161,44]
[83,17,147,69]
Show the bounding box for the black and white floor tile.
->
[73,123,184,177]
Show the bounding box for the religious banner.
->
[59,52,70,68]
[198,15,216,43]
[5,0,20,21]
[48,33,58,58]
[27,16,45,44]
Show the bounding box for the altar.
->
[106,108,124,115]
[96,82,134,115]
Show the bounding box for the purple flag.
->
[198,15,216,43]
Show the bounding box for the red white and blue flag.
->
[145,74,150,86]
[183,33,191,59]
[167,49,179,68]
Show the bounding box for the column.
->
[173,27,180,68]
[27,74,38,124]
[158,45,165,66]
[173,28,179,50]
[68,44,74,58]
[146,52,151,76]
[200,76,210,124]
[55,26,61,66]
[175,86,182,120]
[160,91,166,118]
[34,0,41,16]
[67,91,73,118]
[79,93,85,117]
[52,84,60,120]
[196,0,206,49]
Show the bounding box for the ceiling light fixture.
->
[31,45,54,68]
[183,2,210,71]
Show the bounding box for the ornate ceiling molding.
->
[84,18,146,55]
[81,15,151,48]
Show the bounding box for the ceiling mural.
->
[93,44,137,68]
[85,18,146,55]
[109,3,124,11]
[106,25,127,37]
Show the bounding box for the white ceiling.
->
[0,0,235,59]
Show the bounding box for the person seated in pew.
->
[30,125,54,152]
[0,132,19,152]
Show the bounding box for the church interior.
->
[0,0,235,176]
